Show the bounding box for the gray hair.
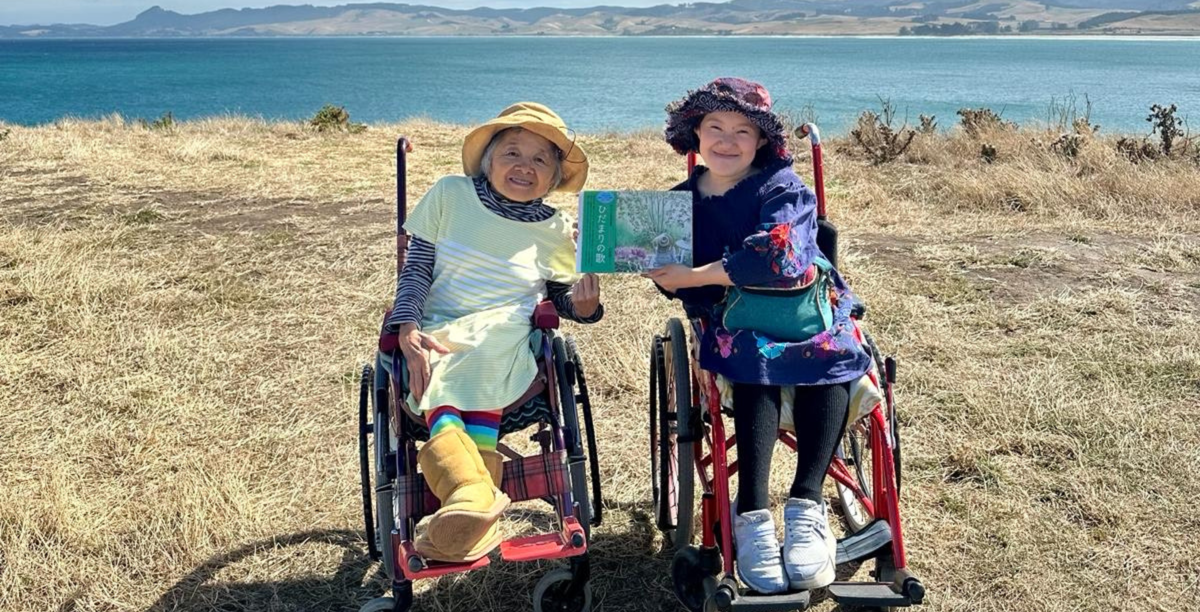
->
[478,126,563,193]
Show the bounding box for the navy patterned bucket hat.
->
[664,77,791,166]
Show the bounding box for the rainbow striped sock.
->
[463,410,502,452]
[425,407,502,452]
[426,406,465,438]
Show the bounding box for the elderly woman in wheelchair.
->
[379,102,602,564]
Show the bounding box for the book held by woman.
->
[576,190,693,273]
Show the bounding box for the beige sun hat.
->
[461,102,589,193]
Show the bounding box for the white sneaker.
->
[782,498,837,590]
[732,509,788,594]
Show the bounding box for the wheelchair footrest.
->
[397,542,490,580]
[835,519,892,565]
[828,581,912,607]
[500,517,587,562]
[728,590,811,612]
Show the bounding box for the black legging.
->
[733,382,850,512]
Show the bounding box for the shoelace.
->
[753,528,780,554]
[743,522,781,556]
[786,511,821,545]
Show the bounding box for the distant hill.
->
[3,0,1199,37]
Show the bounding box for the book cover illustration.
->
[576,190,693,273]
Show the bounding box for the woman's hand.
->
[643,261,732,292]
[397,322,451,403]
[642,264,698,292]
[570,273,601,318]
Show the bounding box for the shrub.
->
[138,112,175,131]
[918,114,938,135]
[1048,93,1099,135]
[980,143,998,164]
[0,128,10,142]
[957,107,1014,137]
[1117,104,1195,162]
[1051,133,1085,159]
[1147,103,1183,156]
[310,104,366,134]
[850,98,916,165]
[1116,137,1160,163]
[1073,117,1099,136]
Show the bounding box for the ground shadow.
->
[143,529,384,612]
[143,507,684,612]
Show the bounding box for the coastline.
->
[0,112,1182,140]
[4,33,1200,40]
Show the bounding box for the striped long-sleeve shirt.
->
[384,176,603,332]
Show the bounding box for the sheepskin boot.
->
[414,429,510,562]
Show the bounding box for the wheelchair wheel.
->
[671,545,717,612]
[358,597,395,612]
[359,365,379,561]
[553,335,596,535]
[836,418,876,534]
[532,568,592,612]
[566,336,603,528]
[359,580,413,612]
[650,318,695,549]
[835,331,893,535]
[650,334,673,539]
[370,355,398,581]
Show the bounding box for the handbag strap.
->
[813,255,833,273]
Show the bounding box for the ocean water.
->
[1,37,1199,134]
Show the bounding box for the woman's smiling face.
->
[485,128,560,202]
[694,111,767,180]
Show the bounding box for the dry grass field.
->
[1,115,1198,612]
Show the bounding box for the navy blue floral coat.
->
[661,158,872,386]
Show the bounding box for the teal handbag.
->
[721,257,834,342]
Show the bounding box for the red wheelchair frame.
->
[650,125,926,612]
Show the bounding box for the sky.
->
[0,0,670,26]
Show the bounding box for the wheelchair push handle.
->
[686,123,828,220]
[396,136,414,280]
[795,123,828,220]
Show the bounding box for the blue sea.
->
[1,37,1199,134]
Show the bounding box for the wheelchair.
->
[649,125,927,612]
[357,138,603,612]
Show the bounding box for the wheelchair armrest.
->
[533,300,560,330]
[379,308,399,352]
[379,301,560,351]
[379,331,399,353]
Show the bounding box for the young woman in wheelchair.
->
[644,78,873,594]
[380,102,603,564]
